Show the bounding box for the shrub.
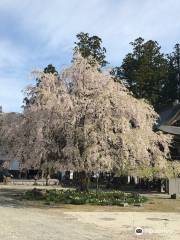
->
[24,189,147,206]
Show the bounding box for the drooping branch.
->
[1,54,178,178]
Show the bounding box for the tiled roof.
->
[158,103,180,135]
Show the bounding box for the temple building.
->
[159,100,180,195]
[159,100,180,159]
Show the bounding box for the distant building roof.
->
[158,101,180,135]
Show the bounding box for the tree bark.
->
[79,171,90,192]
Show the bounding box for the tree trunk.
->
[79,171,90,192]
[96,175,99,193]
[41,169,44,179]
[46,177,48,186]
[45,168,50,186]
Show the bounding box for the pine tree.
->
[74,32,108,67]
[112,38,168,109]
[162,44,180,105]
[44,64,58,74]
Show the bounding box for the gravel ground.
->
[0,185,180,240]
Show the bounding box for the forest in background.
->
[41,32,180,111]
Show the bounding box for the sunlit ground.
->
[0,185,179,240]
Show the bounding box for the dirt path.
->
[0,185,179,240]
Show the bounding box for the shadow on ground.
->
[0,187,29,208]
[0,186,54,209]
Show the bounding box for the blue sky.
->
[0,0,180,112]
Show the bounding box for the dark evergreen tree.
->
[162,44,180,104]
[36,64,58,86]
[74,32,108,67]
[44,64,58,74]
[112,37,168,109]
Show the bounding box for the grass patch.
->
[24,188,147,206]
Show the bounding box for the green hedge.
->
[24,189,147,206]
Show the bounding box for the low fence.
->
[10,178,59,186]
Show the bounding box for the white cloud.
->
[0,0,180,111]
[1,0,180,59]
[0,40,25,70]
[0,76,24,112]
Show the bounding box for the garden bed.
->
[24,188,147,206]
